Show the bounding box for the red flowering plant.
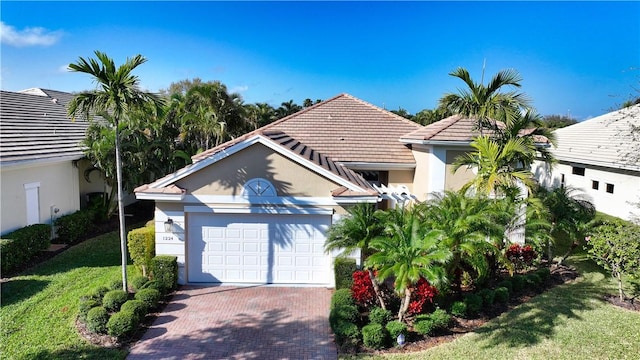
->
[506,243,537,271]
[406,277,438,315]
[351,270,376,308]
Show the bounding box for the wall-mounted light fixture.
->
[164,218,174,233]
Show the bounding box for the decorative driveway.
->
[127,285,337,360]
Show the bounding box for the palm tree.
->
[324,203,388,308]
[439,67,530,134]
[68,51,163,292]
[496,108,558,167]
[420,191,507,293]
[366,208,451,323]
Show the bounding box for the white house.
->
[533,104,640,222]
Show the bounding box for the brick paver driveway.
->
[127,285,337,360]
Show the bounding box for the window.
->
[592,180,599,190]
[606,183,614,194]
[572,166,585,176]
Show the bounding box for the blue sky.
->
[1,1,639,120]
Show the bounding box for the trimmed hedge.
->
[131,275,150,291]
[86,306,109,334]
[497,279,513,294]
[120,300,147,321]
[386,320,407,341]
[88,286,110,303]
[54,209,94,244]
[78,298,100,322]
[368,307,392,325]
[1,223,51,274]
[478,288,496,306]
[450,301,467,318]
[464,293,483,316]
[334,258,357,290]
[331,288,355,310]
[134,288,162,310]
[511,275,525,292]
[107,310,138,338]
[150,255,178,293]
[102,290,129,312]
[362,323,388,349]
[495,287,509,303]
[127,225,155,277]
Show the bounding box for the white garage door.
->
[187,213,331,285]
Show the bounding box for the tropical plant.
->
[366,208,451,323]
[495,108,557,167]
[68,50,164,292]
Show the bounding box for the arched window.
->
[242,178,277,197]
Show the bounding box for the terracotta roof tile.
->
[401,115,499,142]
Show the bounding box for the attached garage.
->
[187,212,332,285]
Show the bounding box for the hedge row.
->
[1,224,51,274]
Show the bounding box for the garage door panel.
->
[188,213,330,284]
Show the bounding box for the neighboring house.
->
[135,93,540,287]
[0,88,106,235]
[533,104,640,222]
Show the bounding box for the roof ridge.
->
[341,93,424,129]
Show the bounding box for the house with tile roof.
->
[0,88,107,235]
[136,93,532,287]
[533,104,640,221]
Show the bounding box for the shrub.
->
[478,288,495,306]
[506,243,537,270]
[450,301,467,318]
[88,286,110,303]
[131,275,150,291]
[55,210,94,244]
[1,224,51,274]
[108,278,123,291]
[536,267,551,282]
[386,320,407,340]
[140,280,164,293]
[330,304,359,325]
[368,306,392,325]
[464,293,483,316]
[429,308,451,329]
[107,310,138,338]
[127,226,155,277]
[351,270,376,308]
[86,306,109,334]
[497,279,513,294]
[511,275,525,292]
[78,298,100,322]
[494,287,509,304]
[150,255,178,293]
[331,288,355,310]
[525,273,542,288]
[407,277,438,315]
[333,320,361,343]
[334,258,357,290]
[134,288,162,310]
[103,290,129,312]
[120,300,147,321]
[413,318,436,336]
[362,323,388,349]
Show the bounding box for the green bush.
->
[120,300,147,321]
[478,288,496,306]
[1,224,51,274]
[55,210,94,244]
[429,308,451,329]
[108,278,123,291]
[107,310,138,338]
[331,288,355,310]
[140,280,164,293]
[511,275,525,292]
[386,320,407,341]
[78,298,100,322]
[450,301,467,318]
[102,290,129,312]
[464,293,483,316]
[131,275,150,291]
[362,323,388,349]
[333,320,361,342]
[494,287,509,303]
[330,304,359,325]
[525,273,542,288]
[150,255,178,293]
[414,318,436,336]
[497,279,513,294]
[127,226,155,277]
[86,306,109,334]
[134,288,162,310]
[368,306,392,325]
[536,267,551,282]
[88,286,110,303]
[334,258,357,290]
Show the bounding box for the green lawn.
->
[350,252,640,359]
[1,231,134,360]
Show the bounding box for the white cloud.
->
[230,85,249,93]
[0,21,62,47]
[57,64,71,73]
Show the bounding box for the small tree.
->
[585,220,640,301]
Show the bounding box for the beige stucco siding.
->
[445,149,475,191]
[178,143,341,197]
[1,161,80,235]
[411,145,431,201]
[388,170,414,192]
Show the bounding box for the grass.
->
[0,231,138,360]
[349,251,640,359]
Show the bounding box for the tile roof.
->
[193,93,422,164]
[550,104,640,172]
[1,89,90,166]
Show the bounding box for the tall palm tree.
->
[366,209,451,322]
[439,67,530,134]
[68,51,163,292]
[496,108,557,167]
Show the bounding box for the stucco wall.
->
[77,158,109,207]
[445,149,475,191]
[411,145,431,201]
[533,160,640,221]
[388,169,414,192]
[1,161,80,235]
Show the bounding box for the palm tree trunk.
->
[398,288,412,323]
[367,269,387,310]
[115,125,129,293]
